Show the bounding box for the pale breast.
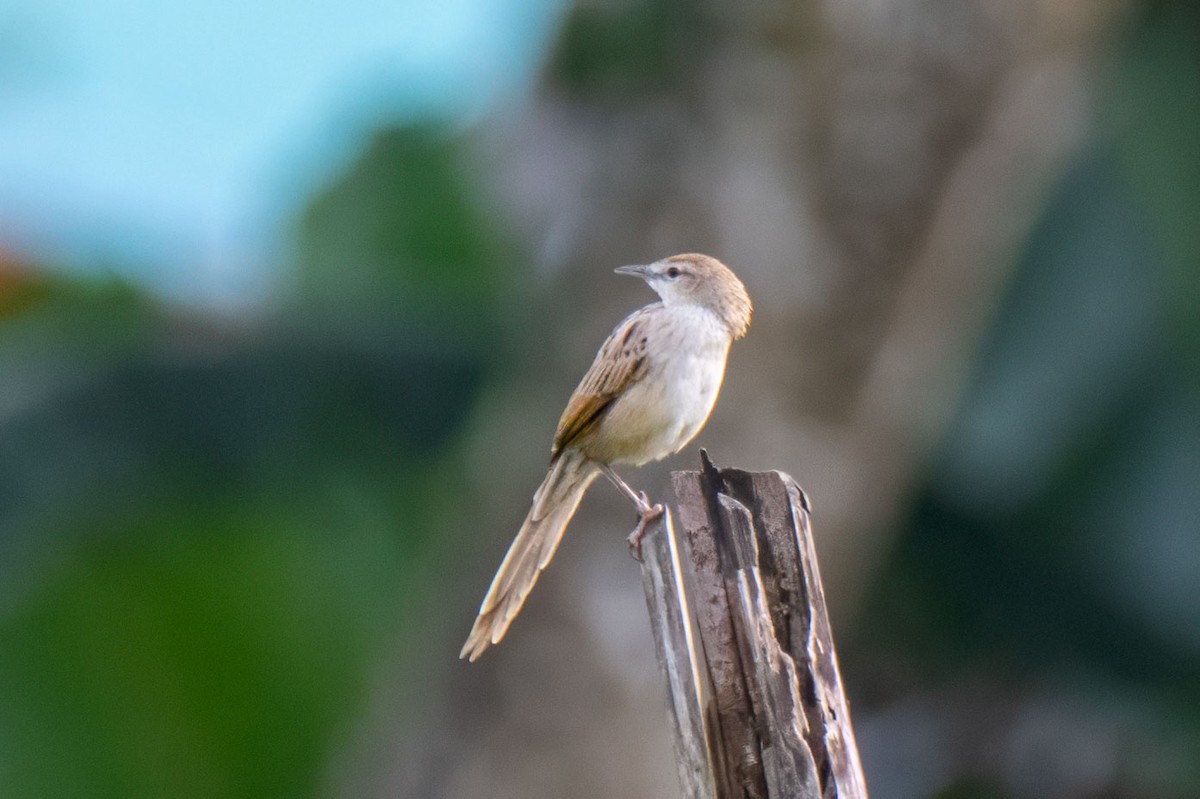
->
[587,305,731,466]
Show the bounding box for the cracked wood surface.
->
[638,451,867,799]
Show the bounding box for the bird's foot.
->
[627,494,665,560]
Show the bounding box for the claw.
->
[627,499,664,560]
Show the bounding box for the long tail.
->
[460,449,599,661]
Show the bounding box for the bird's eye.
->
[666,267,681,279]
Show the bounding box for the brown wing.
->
[552,306,655,455]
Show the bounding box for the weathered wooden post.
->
[638,451,868,799]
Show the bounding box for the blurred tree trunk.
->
[486,0,1127,608]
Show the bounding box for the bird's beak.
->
[614,264,651,278]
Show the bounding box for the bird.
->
[460,253,752,661]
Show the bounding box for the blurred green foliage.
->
[294,124,515,329]
[929,780,1010,799]
[1104,3,1200,378]
[0,122,518,797]
[855,5,1200,794]
[548,0,700,96]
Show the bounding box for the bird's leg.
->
[600,464,644,507]
[600,465,664,559]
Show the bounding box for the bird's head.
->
[615,253,752,339]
